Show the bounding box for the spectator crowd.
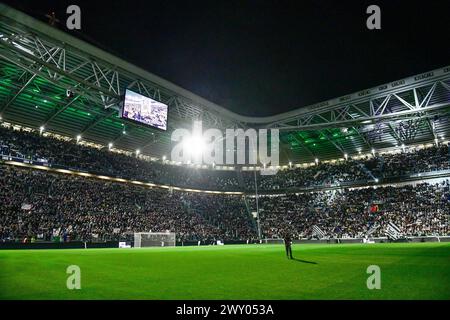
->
[0,126,449,244]
[0,126,239,191]
[1,164,448,243]
[251,181,450,239]
[0,165,255,243]
[1,126,449,192]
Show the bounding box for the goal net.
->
[134,232,176,248]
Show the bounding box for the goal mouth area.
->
[133,232,176,248]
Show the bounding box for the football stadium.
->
[0,2,449,303]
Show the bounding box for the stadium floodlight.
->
[108,142,113,150]
[401,143,406,150]
[344,153,348,160]
[76,134,81,142]
[375,178,379,183]
[136,149,140,156]
[39,125,45,134]
[315,158,319,164]
[122,130,126,134]
[371,148,376,155]
[289,161,292,168]
[162,155,166,161]
[183,135,205,158]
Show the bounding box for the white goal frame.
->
[134,232,176,248]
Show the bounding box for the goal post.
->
[134,232,176,248]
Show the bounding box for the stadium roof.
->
[1,3,450,165]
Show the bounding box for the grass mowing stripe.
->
[0,243,449,299]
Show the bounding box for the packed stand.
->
[244,144,449,191]
[244,159,371,190]
[0,126,240,191]
[250,181,450,239]
[0,165,256,243]
[1,126,449,192]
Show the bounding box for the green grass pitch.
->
[0,243,449,300]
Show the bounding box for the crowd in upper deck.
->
[0,125,449,192]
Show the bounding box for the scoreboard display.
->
[121,89,168,130]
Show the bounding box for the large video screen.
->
[122,89,168,130]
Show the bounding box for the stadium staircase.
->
[358,162,377,181]
[366,223,380,237]
[236,169,247,191]
[375,156,385,178]
[242,196,252,215]
[241,195,259,236]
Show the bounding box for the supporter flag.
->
[312,225,326,239]
[21,203,32,210]
[52,228,60,236]
[385,221,403,240]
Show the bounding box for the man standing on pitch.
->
[284,233,293,259]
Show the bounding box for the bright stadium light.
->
[344,153,348,160]
[315,158,319,164]
[136,149,140,156]
[162,155,166,161]
[375,178,379,183]
[108,142,113,150]
[289,161,292,168]
[122,130,126,134]
[371,148,375,156]
[39,125,45,134]
[76,134,81,142]
[183,135,206,158]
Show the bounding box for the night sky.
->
[3,0,449,116]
